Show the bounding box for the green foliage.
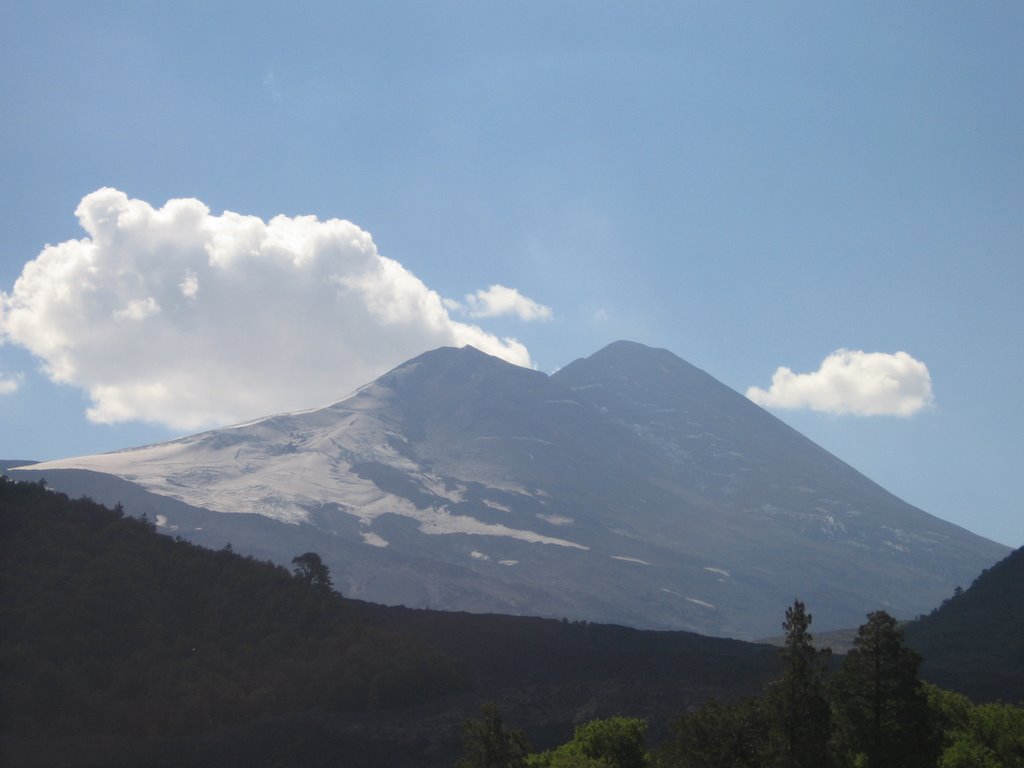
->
[938,738,1002,768]
[456,704,530,768]
[831,611,936,768]
[659,601,833,768]
[928,684,1024,768]
[528,717,649,768]
[656,602,1024,768]
[291,551,334,592]
[659,697,770,768]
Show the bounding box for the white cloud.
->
[113,296,161,322]
[461,284,553,321]
[0,188,533,429]
[0,371,21,395]
[179,269,199,298]
[746,349,934,417]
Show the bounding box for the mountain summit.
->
[17,342,1007,639]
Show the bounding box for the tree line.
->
[456,601,1024,768]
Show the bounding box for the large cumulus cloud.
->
[746,349,934,417]
[0,188,534,429]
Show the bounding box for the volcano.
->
[14,341,1007,639]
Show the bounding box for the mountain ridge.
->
[12,340,1008,639]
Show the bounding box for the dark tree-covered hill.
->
[904,545,1024,703]
[0,477,463,732]
[0,478,782,768]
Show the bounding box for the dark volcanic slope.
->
[14,341,1009,639]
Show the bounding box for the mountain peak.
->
[383,344,544,390]
[596,339,659,354]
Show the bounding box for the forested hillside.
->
[3,477,1020,768]
[0,478,462,735]
[905,545,1024,703]
[0,478,780,767]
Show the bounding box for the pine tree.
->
[832,611,936,768]
[767,599,832,768]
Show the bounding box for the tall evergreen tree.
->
[767,600,832,768]
[832,611,936,768]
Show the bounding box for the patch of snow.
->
[611,555,650,565]
[881,525,931,545]
[422,475,465,503]
[536,514,577,528]
[537,513,573,526]
[361,531,389,548]
[474,435,555,446]
[686,597,716,609]
[21,403,586,549]
[483,499,512,513]
[703,567,730,577]
[819,513,847,536]
[470,551,490,561]
[481,482,536,497]
[417,506,588,548]
[499,560,518,566]
[660,588,683,597]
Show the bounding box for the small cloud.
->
[262,69,284,103]
[464,284,553,321]
[746,349,934,417]
[179,270,199,298]
[0,371,22,395]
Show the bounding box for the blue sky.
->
[1,2,1021,547]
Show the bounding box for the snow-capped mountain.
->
[14,341,1008,639]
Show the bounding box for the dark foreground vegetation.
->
[904,545,1024,704]
[449,602,1024,767]
[1,477,1021,767]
